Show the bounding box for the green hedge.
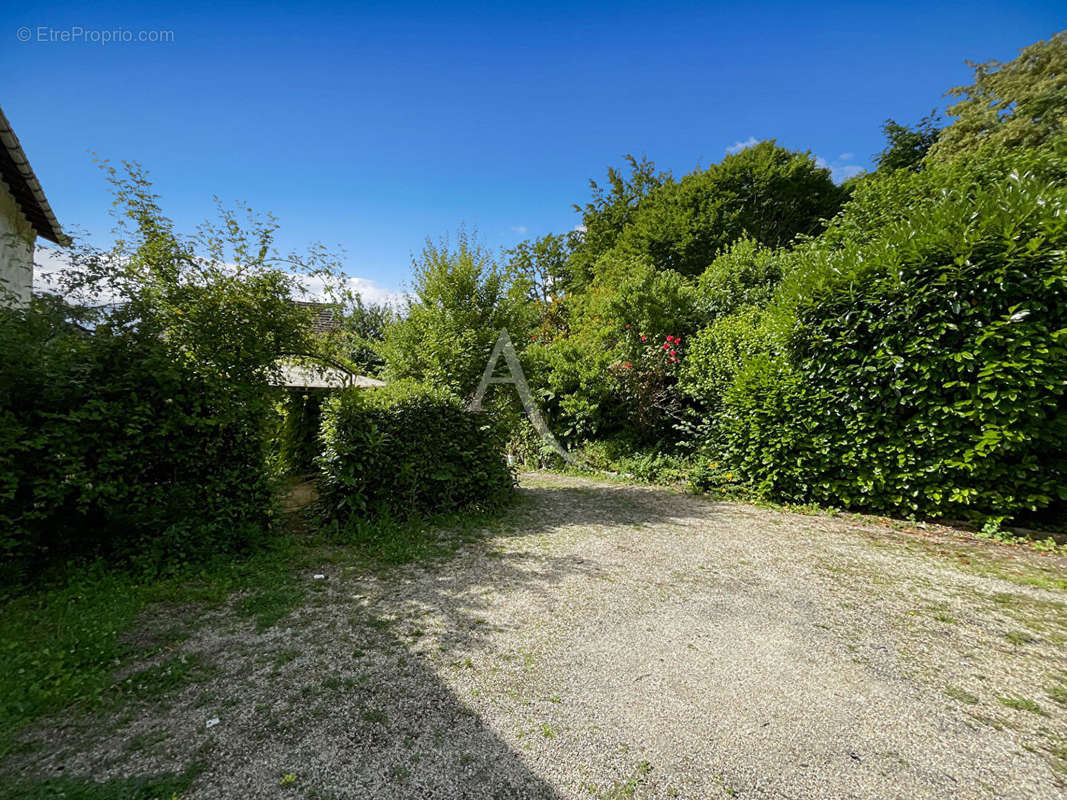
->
[317,382,515,522]
[0,304,275,576]
[714,166,1067,518]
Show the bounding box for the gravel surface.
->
[10,472,1067,798]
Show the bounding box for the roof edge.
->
[0,106,66,245]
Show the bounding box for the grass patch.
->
[998,696,1046,715]
[0,763,201,799]
[0,504,509,760]
[945,686,980,705]
[1004,630,1034,646]
[115,653,218,704]
[1048,680,1067,707]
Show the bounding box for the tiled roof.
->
[293,300,343,334]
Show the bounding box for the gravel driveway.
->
[11,472,1067,798]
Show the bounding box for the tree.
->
[504,233,571,337]
[381,231,534,396]
[63,161,351,385]
[567,155,666,288]
[339,295,396,377]
[928,32,1067,162]
[504,233,570,305]
[874,113,941,172]
[611,141,847,277]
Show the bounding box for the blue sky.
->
[5,1,1064,298]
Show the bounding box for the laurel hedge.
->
[712,161,1067,518]
[317,382,515,523]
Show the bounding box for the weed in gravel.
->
[124,730,170,754]
[945,686,980,705]
[1004,630,1034,646]
[998,696,1046,715]
[1047,679,1067,707]
[361,708,388,725]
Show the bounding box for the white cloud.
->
[838,152,854,161]
[726,136,759,154]
[510,225,528,235]
[295,273,404,307]
[815,155,866,184]
[573,224,587,233]
[33,246,404,308]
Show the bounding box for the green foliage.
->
[382,232,533,395]
[272,390,327,477]
[0,767,201,800]
[531,257,698,444]
[679,306,770,415]
[611,141,846,276]
[338,295,396,377]
[568,154,666,288]
[0,162,359,576]
[317,382,515,524]
[714,164,1067,519]
[875,113,941,172]
[929,32,1067,162]
[0,301,275,575]
[696,237,785,319]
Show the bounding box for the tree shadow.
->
[5,476,680,798]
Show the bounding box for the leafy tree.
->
[505,233,570,305]
[928,32,1067,161]
[2,162,358,574]
[567,155,665,288]
[505,233,572,339]
[382,231,534,396]
[874,113,941,172]
[611,141,847,276]
[339,295,396,376]
[63,162,350,384]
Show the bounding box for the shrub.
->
[696,237,786,320]
[715,166,1067,519]
[679,306,770,415]
[317,382,515,523]
[0,303,275,575]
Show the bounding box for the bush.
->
[696,237,786,320]
[714,165,1067,519]
[317,382,515,523]
[0,303,275,575]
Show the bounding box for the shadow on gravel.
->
[4,478,691,798]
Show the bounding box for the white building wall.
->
[0,179,36,307]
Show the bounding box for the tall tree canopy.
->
[928,31,1067,161]
[874,114,941,172]
[382,231,533,395]
[609,141,847,277]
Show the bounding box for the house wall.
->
[0,178,36,307]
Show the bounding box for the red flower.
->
[669,350,676,357]
[666,335,675,343]
[674,337,682,345]
[640,335,647,342]
[662,343,670,350]
[623,362,631,369]
[625,323,630,329]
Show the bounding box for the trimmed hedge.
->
[1,305,275,575]
[714,166,1067,518]
[317,382,515,522]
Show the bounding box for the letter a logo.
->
[470,329,574,464]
